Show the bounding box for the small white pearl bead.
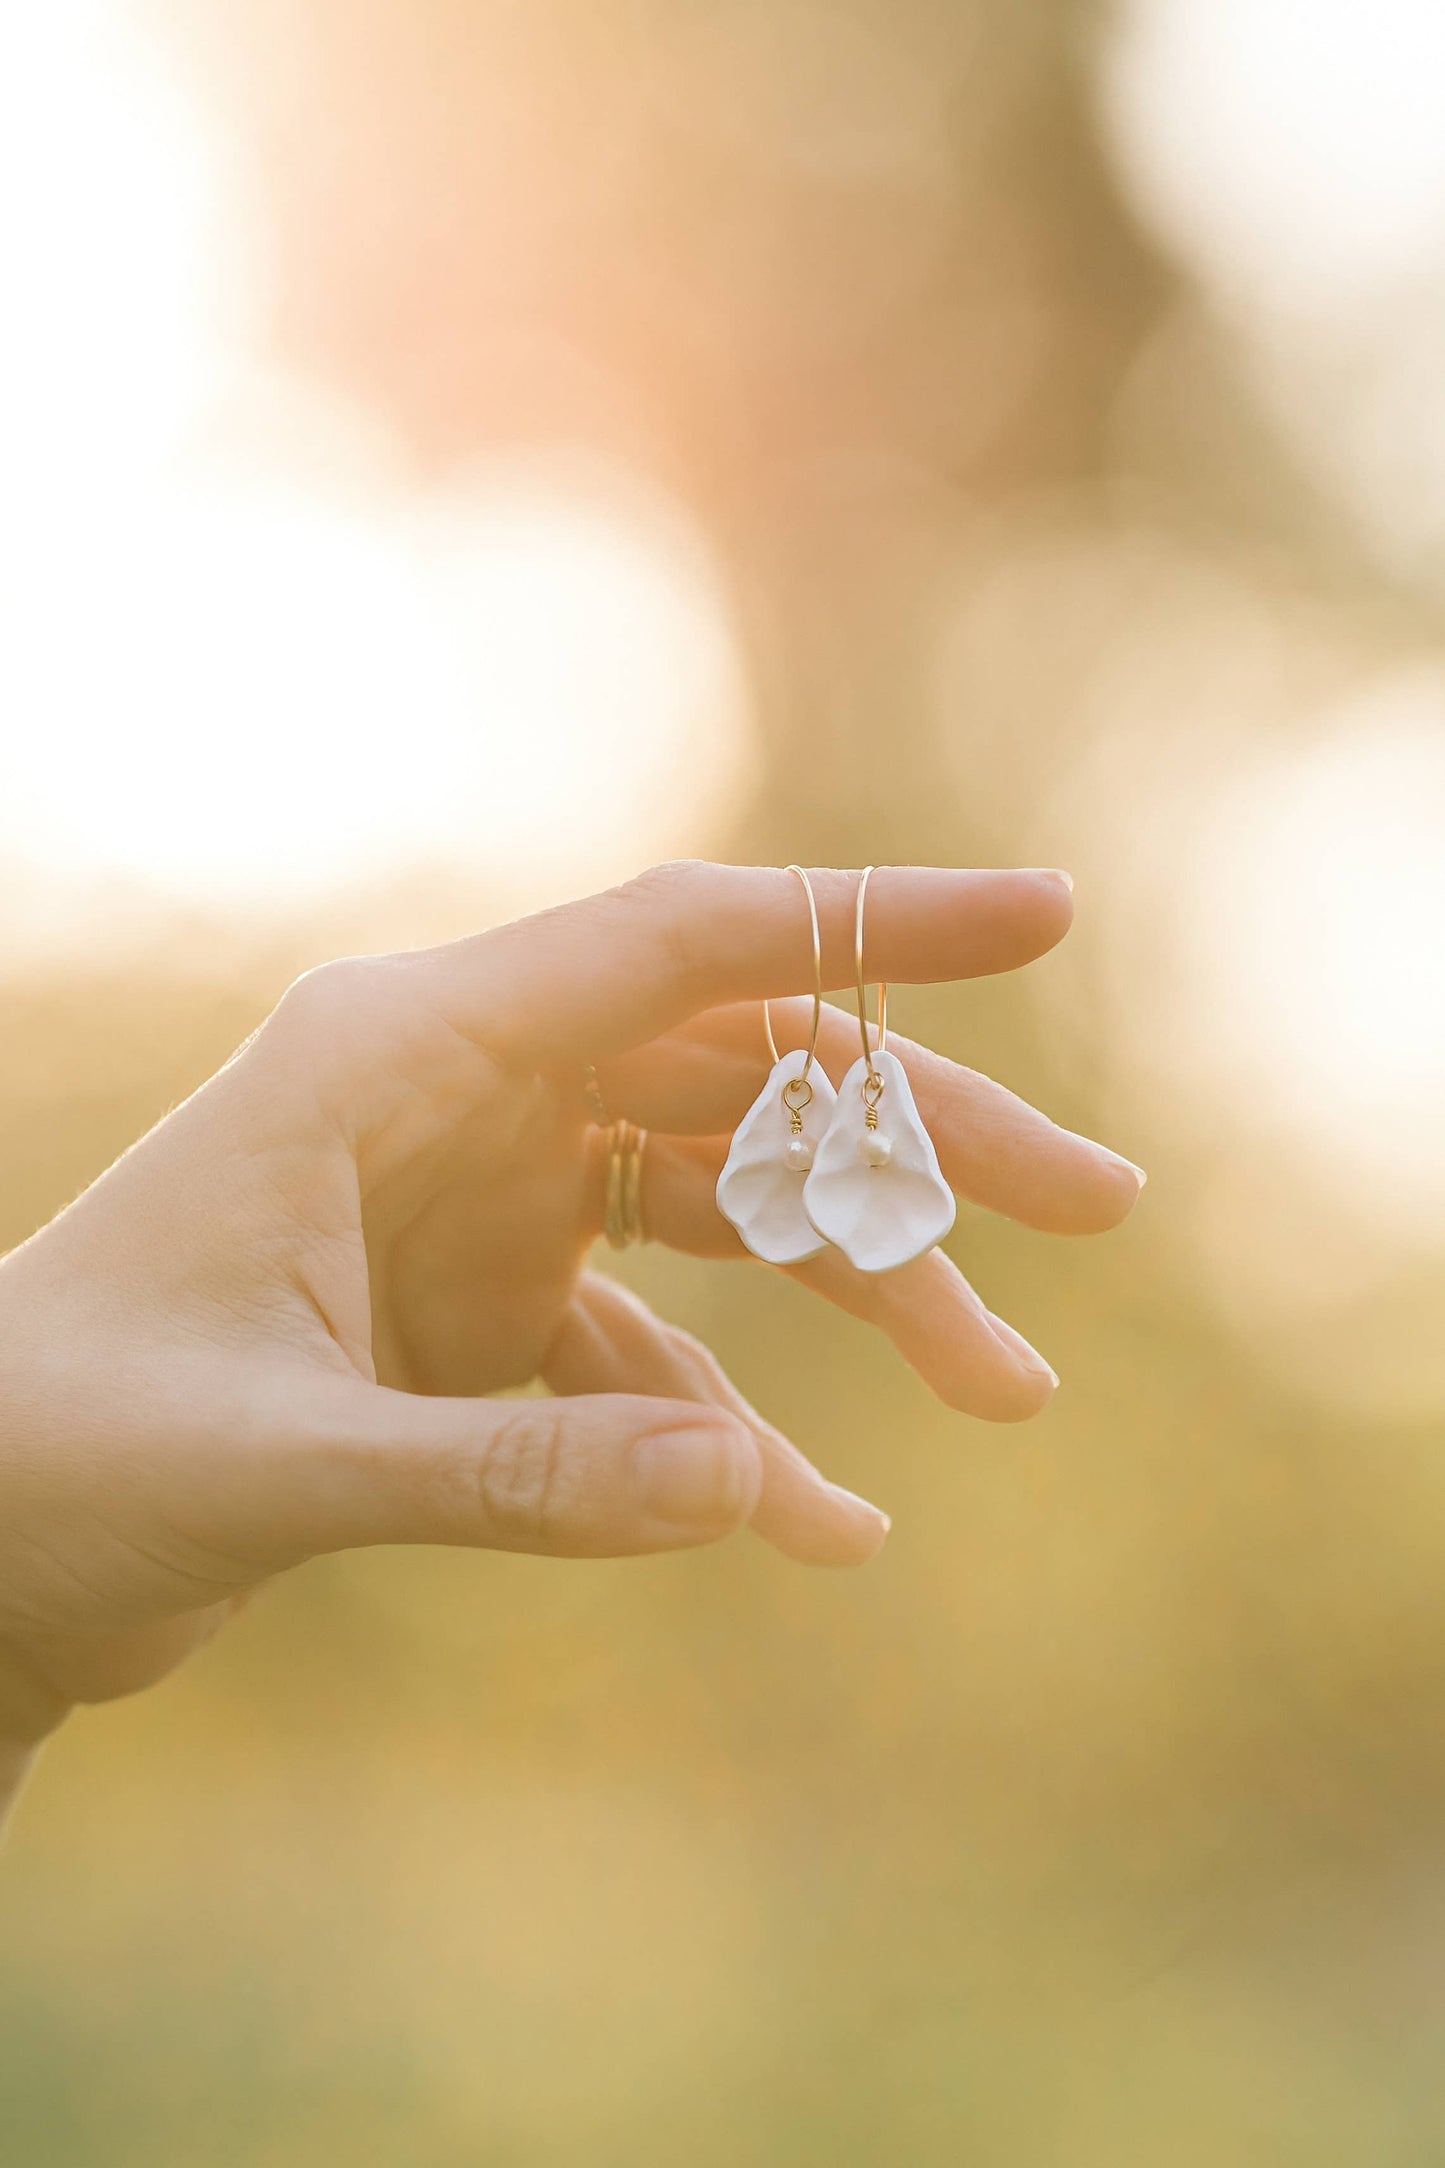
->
[860,1130,892,1168]
[787,1135,814,1171]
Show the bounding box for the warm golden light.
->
[1180,682,1445,1236]
[7,2,1445,2158]
[1102,0,1445,585]
[1104,0,1445,310]
[0,4,751,928]
[2,448,753,909]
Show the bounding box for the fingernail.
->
[984,1312,1060,1388]
[1102,1149,1148,1189]
[828,1482,891,1537]
[636,1424,754,1529]
[1041,868,1074,892]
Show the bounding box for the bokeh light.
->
[5,0,1445,2160]
[0,2,751,928]
[1105,0,1445,311]
[1179,679,1445,1233]
[1103,0,1445,584]
[1,440,753,908]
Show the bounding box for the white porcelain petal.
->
[802,1049,955,1273]
[715,1048,839,1264]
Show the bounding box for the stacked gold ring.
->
[603,1120,648,1249]
[582,1065,647,1249]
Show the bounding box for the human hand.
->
[0,862,1141,1806]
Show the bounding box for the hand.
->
[0,861,1141,1809]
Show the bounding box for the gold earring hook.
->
[763,864,823,1080]
[855,865,888,1091]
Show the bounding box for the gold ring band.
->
[604,1119,648,1248]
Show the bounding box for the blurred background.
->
[3,0,1444,2159]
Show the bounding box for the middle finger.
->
[595,999,1144,1236]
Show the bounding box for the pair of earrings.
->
[716,866,956,1274]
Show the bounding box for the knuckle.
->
[659,1318,709,1364]
[610,860,711,989]
[474,1405,567,1543]
[274,955,377,1026]
[660,1322,728,1392]
[266,954,413,1053]
[617,858,708,905]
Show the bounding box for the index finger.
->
[416,861,1074,1064]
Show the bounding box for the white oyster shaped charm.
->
[803,1049,955,1272]
[716,1048,839,1265]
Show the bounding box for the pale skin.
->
[0,861,1143,1820]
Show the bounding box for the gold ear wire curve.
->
[855,865,888,1088]
[763,864,823,1080]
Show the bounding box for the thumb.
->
[249,1383,765,1564]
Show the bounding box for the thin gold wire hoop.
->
[762,864,823,1089]
[855,865,888,1090]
